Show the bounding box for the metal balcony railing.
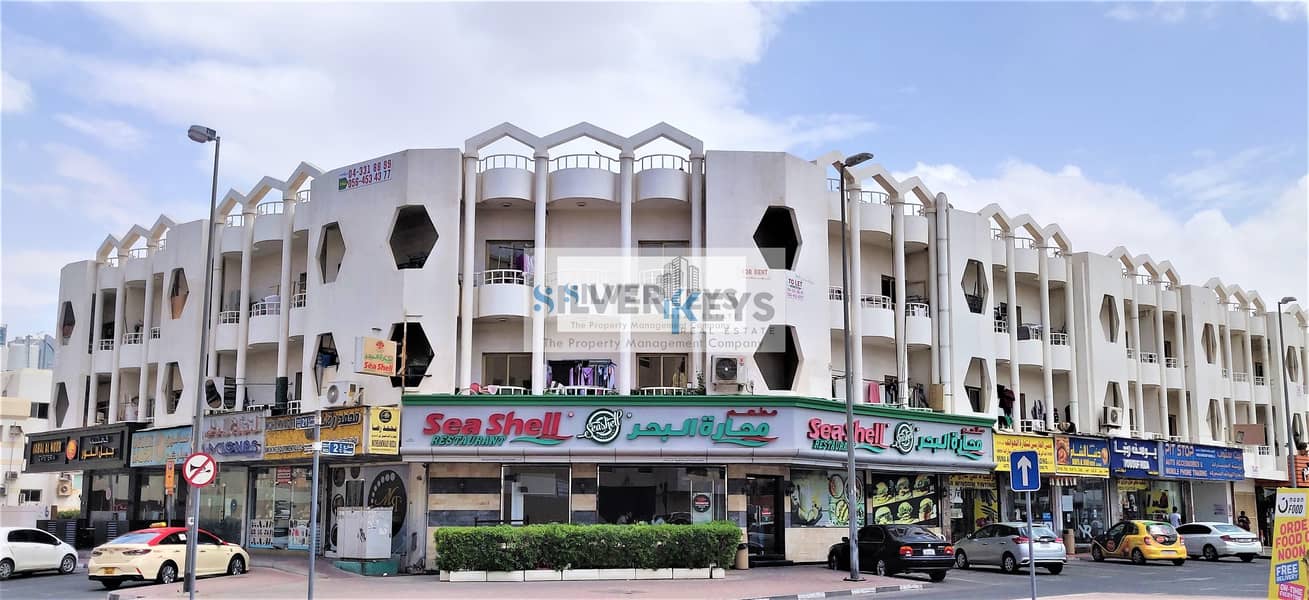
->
[256,201,284,215]
[1164,357,1178,368]
[905,302,931,318]
[637,386,688,395]
[218,310,240,324]
[122,332,143,345]
[478,154,533,172]
[291,292,307,309]
[297,189,312,203]
[546,385,617,396]
[158,238,167,250]
[826,178,841,192]
[635,154,688,172]
[251,300,280,317]
[150,326,161,339]
[1232,372,1249,382]
[549,154,618,173]
[476,269,532,286]
[858,190,890,205]
[861,294,893,310]
[991,227,1006,240]
[1139,352,1159,364]
[128,247,149,259]
[98,339,114,351]
[1050,332,1069,346]
[105,256,120,267]
[1221,367,1230,378]
[225,214,245,227]
[1014,236,1037,250]
[1254,375,1267,386]
[1126,347,1135,359]
[829,286,844,301]
[994,319,1009,334]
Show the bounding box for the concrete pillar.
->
[108,269,126,423]
[1064,259,1079,430]
[275,195,296,400]
[88,286,104,426]
[1222,307,1236,442]
[619,153,634,395]
[1005,233,1020,420]
[926,208,939,389]
[1243,328,1256,401]
[848,185,863,402]
[1155,283,1167,435]
[891,195,908,404]
[206,240,222,378]
[458,154,478,392]
[531,153,548,395]
[234,205,255,409]
[301,230,316,409]
[139,267,156,420]
[1038,244,1053,430]
[1174,308,1190,440]
[1129,296,1145,435]
[690,155,704,386]
[1270,327,1293,459]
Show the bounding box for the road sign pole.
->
[308,410,321,600]
[1026,490,1036,600]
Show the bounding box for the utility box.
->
[335,507,392,560]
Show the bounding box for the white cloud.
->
[1106,2,1190,23]
[1163,146,1288,211]
[895,161,1308,305]
[3,144,149,228]
[1254,0,1309,22]
[55,114,148,150]
[2,70,34,113]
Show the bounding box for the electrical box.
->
[335,507,392,560]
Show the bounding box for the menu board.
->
[869,473,939,526]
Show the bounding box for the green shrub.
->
[434,522,741,571]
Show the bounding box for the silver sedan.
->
[954,522,1067,574]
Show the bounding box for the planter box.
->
[710,567,726,579]
[439,570,451,582]
[597,568,636,580]
[561,568,600,580]
[524,569,562,581]
[634,568,673,580]
[486,571,524,582]
[672,568,712,579]
[449,570,487,582]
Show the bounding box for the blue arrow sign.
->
[1010,450,1041,492]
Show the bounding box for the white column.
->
[848,185,863,402]
[1038,244,1053,430]
[1129,295,1145,434]
[926,208,939,388]
[234,205,255,409]
[275,195,296,402]
[1174,308,1190,439]
[1064,260,1079,429]
[1155,283,1167,435]
[936,199,955,412]
[108,266,126,422]
[1270,330,1293,459]
[458,154,478,392]
[1243,328,1256,402]
[690,155,704,386]
[88,286,105,426]
[1222,307,1236,442]
[301,234,316,409]
[206,240,222,377]
[531,154,548,395]
[619,153,634,395]
[139,266,156,419]
[891,194,908,403]
[1005,234,1020,415]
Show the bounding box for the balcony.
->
[150,326,161,340]
[828,287,845,330]
[993,320,1010,361]
[1127,347,1135,359]
[122,332,143,345]
[215,310,240,351]
[545,386,617,396]
[905,302,931,347]
[1165,357,1182,388]
[1016,324,1043,366]
[475,269,533,319]
[220,214,245,253]
[1254,375,1267,386]
[636,386,689,396]
[859,294,895,340]
[635,155,690,204]
[1164,356,1177,368]
[549,154,617,205]
[479,154,534,206]
[99,339,115,351]
[1221,367,1230,378]
[290,292,307,338]
[291,292,307,309]
[249,300,281,346]
[1050,332,1069,346]
[218,310,241,324]
[1232,371,1249,382]
[119,334,142,368]
[1139,352,1159,365]
[253,202,287,243]
[1243,445,1281,479]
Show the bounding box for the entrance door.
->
[745,475,784,558]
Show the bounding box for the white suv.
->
[0,527,79,579]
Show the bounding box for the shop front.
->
[1052,435,1109,548]
[1108,438,1185,523]
[24,423,143,545]
[945,473,999,542]
[992,433,1056,531]
[1160,442,1243,523]
[400,395,996,567]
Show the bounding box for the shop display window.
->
[502,466,570,525]
[597,466,724,524]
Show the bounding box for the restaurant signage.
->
[355,336,397,377]
[1054,435,1110,478]
[130,426,194,467]
[24,424,139,472]
[1110,438,1160,478]
[368,406,400,455]
[993,434,1055,473]
[1160,442,1244,481]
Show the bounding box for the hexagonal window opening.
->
[319,223,346,283]
[54,382,70,427]
[754,324,799,391]
[752,206,801,270]
[389,322,433,388]
[1099,295,1119,343]
[59,301,76,345]
[1202,324,1217,364]
[164,362,182,414]
[314,333,339,391]
[961,260,987,314]
[169,268,189,319]
[964,357,990,412]
[390,206,438,269]
[1286,346,1300,382]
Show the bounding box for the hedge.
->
[433,522,741,571]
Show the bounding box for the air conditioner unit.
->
[325,381,361,406]
[710,356,746,388]
[1102,406,1123,428]
[3,471,18,480]
[57,482,73,496]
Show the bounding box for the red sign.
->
[422,411,568,441]
[1295,456,1309,487]
[692,493,712,513]
[806,418,888,446]
[275,466,293,485]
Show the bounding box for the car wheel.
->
[100,580,122,590]
[1091,545,1105,562]
[1002,553,1019,574]
[59,554,77,574]
[828,552,838,570]
[1239,554,1256,563]
[1203,545,1219,561]
[929,570,947,582]
[227,556,245,576]
[157,561,179,584]
[875,559,890,577]
[0,558,13,580]
[1131,549,1146,565]
[1046,563,1064,575]
[1171,559,1186,566]
[955,550,970,569]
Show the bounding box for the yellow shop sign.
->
[993,433,1055,473]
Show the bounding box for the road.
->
[866,555,1269,599]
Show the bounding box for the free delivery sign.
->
[1268,488,1308,600]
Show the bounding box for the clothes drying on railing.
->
[546,359,615,389]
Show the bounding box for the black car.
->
[827,524,955,581]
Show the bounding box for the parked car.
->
[953,522,1066,574]
[0,527,79,580]
[1176,522,1261,562]
[1090,520,1186,565]
[88,526,250,590]
[827,524,955,581]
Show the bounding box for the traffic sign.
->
[165,461,176,495]
[1010,450,1041,492]
[321,441,356,457]
[182,452,218,487]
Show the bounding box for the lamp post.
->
[184,124,220,600]
[832,152,874,581]
[1277,296,1299,487]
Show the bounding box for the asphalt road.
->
[863,555,1270,599]
[0,565,236,600]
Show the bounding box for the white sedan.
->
[0,527,79,579]
[1176,522,1261,562]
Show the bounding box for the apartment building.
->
[30,122,1307,564]
[2,367,81,520]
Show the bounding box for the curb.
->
[745,583,925,600]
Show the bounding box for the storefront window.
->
[947,474,998,541]
[1002,477,1055,531]
[1060,479,1108,545]
[200,466,247,544]
[1116,479,1185,523]
[597,466,724,524]
[250,467,313,550]
[791,469,866,528]
[88,473,131,520]
[868,473,936,528]
[502,466,570,525]
[136,472,186,523]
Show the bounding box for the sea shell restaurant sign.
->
[399,396,995,469]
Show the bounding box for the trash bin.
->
[1064,529,1076,555]
[735,543,749,569]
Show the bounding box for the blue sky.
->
[2,2,1306,335]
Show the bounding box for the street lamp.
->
[184,124,220,600]
[832,151,874,582]
[1276,296,1299,487]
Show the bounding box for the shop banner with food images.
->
[993,434,1055,473]
[1267,488,1308,600]
[868,473,939,527]
[790,469,865,527]
[1054,435,1110,477]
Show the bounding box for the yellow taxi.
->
[1090,520,1186,565]
[88,526,250,590]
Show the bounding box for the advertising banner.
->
[368,406,400,455]
[24,424,140,472]
[265,406,366,461]
[1267,488,1308,600]
[1054,435,1110,477]
[130,426,194,467]
[1110,438,1160,478]
[789,469,865,528]
[1161,442,1244,481]
[993,434,1055,473]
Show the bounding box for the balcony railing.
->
[994,319,1009,334]
[1232,371,1249,382]
[218,310,240,324]
[1164,356,1178,368]
[296,189,311,203]
[1050,332,1069,346]
[251,300,280,317]
[256,201,284,215]
[1126,347,1135,359]
[905,302,930,318]
[1254,375,1267,386]
[635,154,688,172]
[858,190,890,205]
[476,269,532,286]
[1139,352,1159,364]
[637,386,689,395]
[1014,236,1037,250]
[122,332,143,345]
[826,178,841,192]
[224,214,246,227]
[478,154,533,172]
[105,256,120,267]
[127,247,149,259]
[1221,367,1230,378]
[546,385,617,396]
[829,286,844,301]
[291,292,307,309]
[990,227,1005,240]
[861,294,893,310]
[549,154,618,173]
[98,339,114,351]
[158,238,167,250]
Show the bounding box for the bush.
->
[434,522,740,571]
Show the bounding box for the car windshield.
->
[1211,524,1247,534]
[107,532,159,545]
[887,526,941,541]
[1146,524,1177,536]
[1023,526,1058,538]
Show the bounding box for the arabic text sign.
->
[1110,438,1160,478]
[368,406,400,455]
[1161,442,1244,481]
[356,336,397,377]
[1054,435,1110,477]
[264,406,365,460]
[1267,488,1308,600]
[130,426,194,467]
[993,434,1055,473]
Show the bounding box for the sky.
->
[1,1,1307,335]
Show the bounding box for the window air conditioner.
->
[1102,406,1123,428]
[710,356,746,388]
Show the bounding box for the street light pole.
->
[833,152,873,581]
[1277,296,1299,487]
[184,125,220,600]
